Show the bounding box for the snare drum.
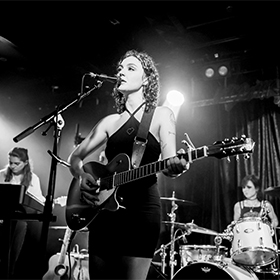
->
[173,258,258,280]
[231,217,277,266]
[179,245,228,267]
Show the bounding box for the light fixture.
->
[218,65,228,76]
[205,67,215,78]
[203,62,230,79]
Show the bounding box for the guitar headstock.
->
[208,135,255,159]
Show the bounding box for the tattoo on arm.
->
[161,141,167,151]
[170,113,176,126]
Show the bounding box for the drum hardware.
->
[213,235,226,262]
[253,262,280,275]
[158,191,197,279]
[168,191,178,280]
[154,231,190,274]
[159,245,167,274]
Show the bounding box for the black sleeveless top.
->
[104,105,161,204]
[88,105,162,258]
[239,200,263,218]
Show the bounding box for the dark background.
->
[1,1,280,278]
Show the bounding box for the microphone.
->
[88,72,118,83]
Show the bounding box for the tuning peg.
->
[227,156,231,162]
[182,133,196,149]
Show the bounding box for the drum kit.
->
[155,190,280,280]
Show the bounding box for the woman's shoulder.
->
[96,113,121,130]
[234,201,241,207]
[31,172,40,180]
[154,106,174,119]
[0,168,6,174]
[102,113,121,123]
[155,105,173,113]
[263,200,273,207]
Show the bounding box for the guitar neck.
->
[57,227,74,264]
[113,146,208,186]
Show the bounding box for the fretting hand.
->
[163,148,190,178]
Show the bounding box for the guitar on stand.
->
[42,196,75,280]
[42,226,76,280]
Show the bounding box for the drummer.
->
[233,174,278,228]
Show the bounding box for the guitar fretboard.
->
[102,146,208,188]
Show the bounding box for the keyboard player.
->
[0,147,45,279]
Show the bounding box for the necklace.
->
[246,199,259,212]
[246,198,259,213]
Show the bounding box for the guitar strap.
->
[131,106,155,168]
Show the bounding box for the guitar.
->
[42,226,76,280]
[66,135,255,231]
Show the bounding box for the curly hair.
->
[111,50,160,113]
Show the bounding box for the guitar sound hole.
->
[55,264,67,276]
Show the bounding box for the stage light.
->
[166,90,185,107]
[205,67,215,78]
[202,62,230,79]
[218,65,228,76]
[163,90,185,120]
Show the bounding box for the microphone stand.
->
[12,81,103,275]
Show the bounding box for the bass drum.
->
[172,259,258,280]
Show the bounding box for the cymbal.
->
[188,223,218,236]
[162,221,187,228]
[50,226,88,232]
[160,197,196,205]
[162,221,218,235]
[264,186,280,197]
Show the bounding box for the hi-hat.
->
[160,197,196,205]
[264,186,280,197]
